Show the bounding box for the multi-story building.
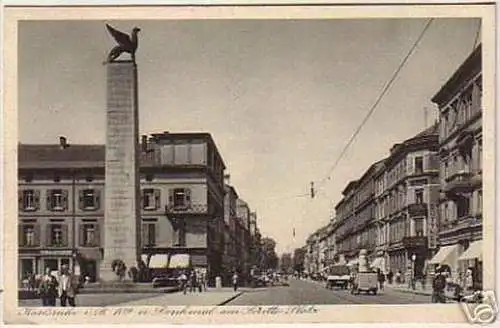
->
[328,125,439,277]
[223,177,239,279]
[430,45,482,284]
[236,199,252,280]
[18,132,228,283]
[376,125,440,277]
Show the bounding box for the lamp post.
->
[411,253,416,290]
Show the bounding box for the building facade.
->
[376,125,440,277]
[18,132,232,283]
[430,45,482,284]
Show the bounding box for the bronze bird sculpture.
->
[103,24,141,65]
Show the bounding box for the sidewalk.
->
[111,287,246,307]
[385,283,457,300]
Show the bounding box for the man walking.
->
[232,272,239,292]
[432,266,447,303]
[39,268,58,306]
[58,265,77,307]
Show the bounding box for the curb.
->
[391,288,456,300]
[217,291,244,306]
[78,287,180,294]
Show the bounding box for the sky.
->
[18,18,481,254]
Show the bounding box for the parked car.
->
[326,265,351,289]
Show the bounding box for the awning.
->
[458,240,482,261]
[148,254,169,268]
[169,254,190,268]
[428,244,461,265]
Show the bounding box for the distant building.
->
[17,132,227,283]
[430,45,482,284]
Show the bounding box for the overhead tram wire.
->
[312,18,435,195]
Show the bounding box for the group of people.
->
[38,265,78,307]
[176,269,208,294]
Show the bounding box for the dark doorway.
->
[82,260,97,282]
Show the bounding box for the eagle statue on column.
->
[103,24,141,65]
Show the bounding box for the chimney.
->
[59,136,69,149]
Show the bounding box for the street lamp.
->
[411,253,417,290]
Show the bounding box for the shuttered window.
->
[46,189,69,211]
[142,223,156,247]
[19,190,40,212]
[79,189,101,211]
[79,224,100,247]
[46,224,68,247]
[18,224,40,247]
[142,189,161,210]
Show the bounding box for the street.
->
[227,278,431,305]
[19,278,434,307]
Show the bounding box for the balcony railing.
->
[444,171,474,195]
[407,203,428,217]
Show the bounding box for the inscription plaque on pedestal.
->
[100,60,141,282]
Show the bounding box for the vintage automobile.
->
[326,265,351,289]
[351,271,378,295]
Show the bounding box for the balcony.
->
[402,236,427,249]
[444,171,474,196]
[407,203,427,217]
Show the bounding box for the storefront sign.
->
[40,250,73,256]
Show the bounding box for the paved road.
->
[227,278,432,305]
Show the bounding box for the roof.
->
[342,180,358,196]
[431,44,482,107]
[18,132,226,170]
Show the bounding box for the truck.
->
[326,265,351,290]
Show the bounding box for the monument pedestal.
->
[99,60,141,282]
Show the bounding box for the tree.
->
[293,247,306,273]
[261,237,279,271]
[279,253,293,274]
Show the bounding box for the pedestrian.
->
[177,271,188,294]
[232,272,239,292]
[57,265,77,307]
[189,270,197,293]
[387,270,394,285]
[377,269,385,290]
[200,270,207,292]
[431,266,447,303]
[38,268,58,306]
[395,270,401,284]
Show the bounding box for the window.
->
[80,224,99,247]
[47,189,68,211]
[477,190,482,215]
[142,189,160,210]
[47,224,67,247]
[457,197,470,218]
[19,224,37,247]
[142,223,156,247]
[19,190,40,211]
[415,189,424,204]
[169,188,192,209]
[478,140,482,172]
[414,157,423,174]
[414,218,424,236]
[79,189,100,210]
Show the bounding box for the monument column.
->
[99,60,141,282]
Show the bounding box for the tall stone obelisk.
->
[100,25,141,282]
